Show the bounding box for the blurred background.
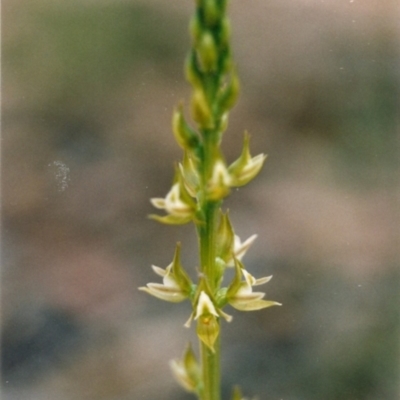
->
[2,0,399,399]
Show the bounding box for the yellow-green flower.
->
[227,259,281,311]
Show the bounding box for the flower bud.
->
[219,17,231,47]
[218,69,240,113]
[218,112,229,134]
[203,0,219,27]
[179,152,200,198]
[216,211,234,263]
[191,88,213,128]
[185,50,203,89]
[189,14,202,43]
[198,31,218,72]
[172,105,200,151]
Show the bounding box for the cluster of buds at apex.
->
[139,244,193,303]
[150,169,196,225]
[226,259,282,311]
[228,132,267,187]
[170,344,201,393]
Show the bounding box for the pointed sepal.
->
[216,210,235,265]
[171,242,193,296]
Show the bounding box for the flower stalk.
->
[140,1,281,399]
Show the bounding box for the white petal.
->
[163,274,181,289]
[218,308,233,322]
[230,298,281,311]
[140,283,186,302]
[194,291,219,319]
[242,269,257,286]
[234,234,257,261]
[184,312,194,328]
[169,360,194,392]
[233,289,266,302]
[151,198,166,209]
[254,275,273,286]
[151,265,167,277]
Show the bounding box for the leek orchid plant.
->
[139,1,281,399]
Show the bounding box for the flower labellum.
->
[195,291,220,352]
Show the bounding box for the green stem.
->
[200,334,221,400]
[199,200,218,287]
[194,1,229,397]
[197,168,220,400]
